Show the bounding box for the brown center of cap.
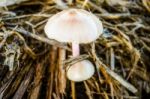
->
[68,10,77,16]
[64,10,80,24]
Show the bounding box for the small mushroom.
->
[67,60,95,82]
[44,8,103,81]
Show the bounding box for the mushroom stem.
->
[72,42,80,57]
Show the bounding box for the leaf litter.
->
[0,0,150,99]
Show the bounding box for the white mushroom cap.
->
[44,8,103,44]
[67,60,95,82]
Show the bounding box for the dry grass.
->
[0,0,150,99]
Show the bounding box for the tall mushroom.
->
[44,8,103,82]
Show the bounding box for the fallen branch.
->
[8,27,71,51]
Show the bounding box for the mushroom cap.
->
[44,8,103,44]
[67,60,95,82]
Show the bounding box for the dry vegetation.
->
[0,0,150,99]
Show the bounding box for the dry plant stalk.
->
[29,63,45,99]
[90,43,137,93]
[46,46,58,99]
[71,81,76,99]
[12,67,34,99]
[13,28,70,51]
[2,58,33,99]
[58,48,66,94]
[84,81,93,99]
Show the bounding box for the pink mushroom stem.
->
[72,43,80,57]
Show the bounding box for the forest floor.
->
[0,0,150,99]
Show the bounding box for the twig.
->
[88,1,107,13]
[58,48,66,94]
[91,44,138,93]
[9,27,70,51]
[96,13,132,19]
[84,81,93,99]
[71,81,76,99]
[64,54,89,68]
[97,60,137,93]
[2,60,33,98]
[2,13,51,20]
[110,48,115,70]
[12,67,34,99]
[0,76,14,99]
[29,63,45,99]
[46,47,58,99]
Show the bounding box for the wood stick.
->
[9,28,70,51]
[12,67,34,99]
[29,63,45,99]
[58,48,66,94]
[46,46,58,99]
[71,81,76,99]
[2,60,32,99]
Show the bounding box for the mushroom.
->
[44,8,103,82]
[67,60,95,82]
